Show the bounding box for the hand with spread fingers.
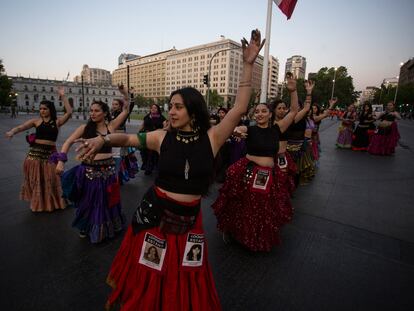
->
[285,72,297,93]
[241,29,265,65]
[304,80,315,95]
[75,136,104,160]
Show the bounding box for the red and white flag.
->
[273,0,297,19]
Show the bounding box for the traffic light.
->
[203,74,209,85]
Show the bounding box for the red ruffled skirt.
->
[368,122,400,155]
[212,157,293,252]
[106,207,221,311]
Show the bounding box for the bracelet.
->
[100,135,111,146]
[288,89,297,94]
[48,152,67,164]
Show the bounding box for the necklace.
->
[176,129,199,144]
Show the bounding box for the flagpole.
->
[260,0,273,103]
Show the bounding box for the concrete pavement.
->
[0,114,413,311]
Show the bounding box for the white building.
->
[74,65,112,86]
[11,76,121,113]
[285,55,306,80]
[267,56,280,99]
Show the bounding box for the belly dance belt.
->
[132,187,201,235]
[81,158,116,180]
[27,143,57,161]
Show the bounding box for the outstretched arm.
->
[109,85,132,131]
[294,80,314,123]
[313,98,337,122]
[277,73,299,133]
[55,125,85,175]
[56,86,73,127]
[5,118,37,138]
[209,29,265,156]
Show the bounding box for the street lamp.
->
[330,67,337,100]
[393,62,404,104]
[206,46,241,109]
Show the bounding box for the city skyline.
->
[1,0,413,92]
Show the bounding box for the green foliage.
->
[282,66,360,108]
[0,59,13,107]
[373,83,414,111]
[206,89,224,108]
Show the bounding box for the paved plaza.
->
[0,114,413,311]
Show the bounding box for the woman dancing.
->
[5,86,72,212]
[76,29,264,310]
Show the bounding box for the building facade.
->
[112,37,278,104]
[399,58,414,86]
[74,65,112,86]
[267,56,279,100]
[11,76,120,112]
[285,55,307,80]
[360,86,377,103]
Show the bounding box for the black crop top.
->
[246,125,280,157]
[35,119,58,141]
[83,126,112,153]
[111,110,126,131]
[285,118,306,140]
[155,131,214,195]
[381,112,396,122]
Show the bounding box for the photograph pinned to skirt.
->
[139,232,167,271]
[182,233,204,267]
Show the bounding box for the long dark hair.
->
[39,100,57,121]
[169,87,211,134]
[82,101,111,138]
[361,102,373,118]
[270,99,287,124]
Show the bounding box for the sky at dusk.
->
[1,0,413,91]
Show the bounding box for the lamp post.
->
[206,46,241,109]
[81,75,86,120]
[330,67,337,100]
[393,62,404,104]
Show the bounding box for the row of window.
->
[21,85,117,96]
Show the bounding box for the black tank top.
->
[83,125,112,153]
[285,118,306,140]
[155,131,214,195]
[246,124,280,157]
[111,110,126,131]
[381,112,396,122]
[35,119,58,141]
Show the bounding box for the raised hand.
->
[285,72,297,93]
[328,97,338,107]
[242,29,265,65]
[304,80,315,95]
[118,84,128,98]
[57,86,65,98]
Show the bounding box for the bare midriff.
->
[246,154,274,168]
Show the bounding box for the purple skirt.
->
[65,159,125,243]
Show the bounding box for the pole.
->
[379,86,383,105]
[393,76,399,104]
[127,65,131,123]
[81,75,86,120]
[330,68,337,100]
[259,0,273,104]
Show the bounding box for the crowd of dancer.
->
[4,27,403,310]
[336,101,401,155]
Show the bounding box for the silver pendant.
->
[184,159,190,180]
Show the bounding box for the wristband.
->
[49,152,68,164]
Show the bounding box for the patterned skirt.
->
[336,122,354,148]
[20,143,65,212]
[212,157,293,252]
[62,158,125,243]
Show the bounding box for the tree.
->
[0,59,13,108]
[207,89,224,108]
[282,66,359,108]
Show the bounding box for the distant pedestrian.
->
[5,86,72,212]
[11,104,17,118]
[351,102,375,151]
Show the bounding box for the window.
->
[24,85,28,91]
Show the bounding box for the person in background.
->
[5,86,72,212]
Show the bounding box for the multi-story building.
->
[267,56,279,100]
[399,58,414,86]
[360,86,376,103]
[285,55,306,80]
[112,36,278,104]
[74,65,112,86]
[382,77,398,88]
[10,76,120,112]
[112,49,176,99]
